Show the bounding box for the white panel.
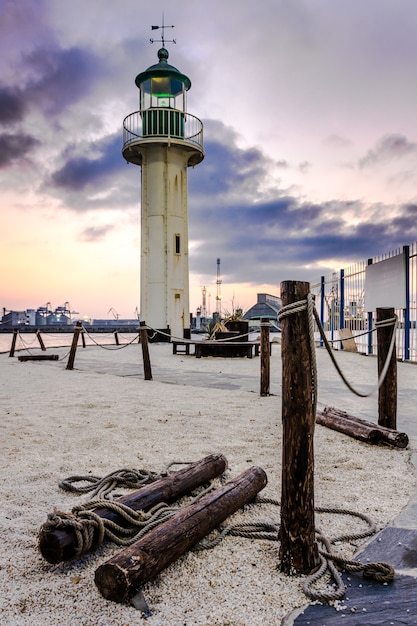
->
[365,253,406,311]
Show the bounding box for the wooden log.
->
[18,355,59,362]
[66,321,83,370]
[316,407,408,448]
[377,308,397,430]
[38,454,227,564]
[260,318,270,396]
[279,281,318,575]
[94,466,267,603]
[139,321,152,380]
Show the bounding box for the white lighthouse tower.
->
[122,31,204,339]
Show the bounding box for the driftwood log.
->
[39,454,227,564]
[94,466,268,603]
[18,355,59,361]
[316,407,408,448]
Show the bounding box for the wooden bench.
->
[172,341,194,355]
[172,340,273,358]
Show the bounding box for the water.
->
[0,331,140,355]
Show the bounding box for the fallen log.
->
[316,407,408,448]
[38,453,227,564]
[18,355,59,361]
[94,465,268,603]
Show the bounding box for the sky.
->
[1,0,417,320]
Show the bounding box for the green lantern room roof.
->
[135,48,191,90]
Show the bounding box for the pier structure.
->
[122,39,204,339]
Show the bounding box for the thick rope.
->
[194,497,394,602]
[81,326,140,350]
[278,294,398,399]
[41,464,223,559]
[313,308,397,398]
[59,467,160,500]
[277,294,318,418]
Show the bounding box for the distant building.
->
[243,293,281,329]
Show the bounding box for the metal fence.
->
[311,243,417,362]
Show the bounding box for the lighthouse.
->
[122,36,204,339]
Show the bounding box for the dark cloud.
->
[191,137,271,198]
[0,86,25,124]
[0,132,40,167]
[50,134,124,191]
[359,134,417,168]
[80,225,114,242]
[24,46,105,115]
[189,174,417,287]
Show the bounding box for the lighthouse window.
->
[175,234,181,254]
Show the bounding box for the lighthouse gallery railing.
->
[123,109,204,151]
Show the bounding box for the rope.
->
[277,294,318,418]
[193,496,394,602]
[59,467,160,500]
[81,326,140,350]
[278,294,398,399]
[313,308,397,398]
[41,463,224,559]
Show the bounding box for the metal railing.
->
[123,108,204,152]
[311,242,417,361]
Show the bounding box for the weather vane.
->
[150,14,176,47]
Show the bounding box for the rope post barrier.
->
[377,307,397,430]
[36,330,46,351]
[139,321,153,381]
[81,328,86,348]
[260,317,270,396]
[114,331,120,346]
[279,281,318,575]
[66,321,83,370]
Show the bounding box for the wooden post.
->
[94,466,267,603]
[377,307,397,430]
[114,331,120,345]
[38,454,228,563]
[9,329,18,357]
[279,281,318,575]
[260,317,270,396]
[66,321,83,370]
[139,321,152,381]
[81,328,86,348]
[36,331,46,351]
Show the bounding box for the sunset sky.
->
[1,0,417,320]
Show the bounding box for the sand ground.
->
[0,340,415,625]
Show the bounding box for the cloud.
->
[50,133,124,192]
[23,45,106,116]
[79,225,114,242]
[359,134,417,168]
[0,132,40,167]
[0,85,26,124]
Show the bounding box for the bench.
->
[172,340,272,358]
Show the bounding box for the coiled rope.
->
[41,463,220,559]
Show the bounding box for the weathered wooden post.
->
[279,281,318,574]
[66,321,83,370]
[9,329,18,357]
[81,328,86,348]
[377,307,397,430]
[114,330,120,345]
[36,330,46,351]
[260,317,270,396]
[139,321,152,381]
